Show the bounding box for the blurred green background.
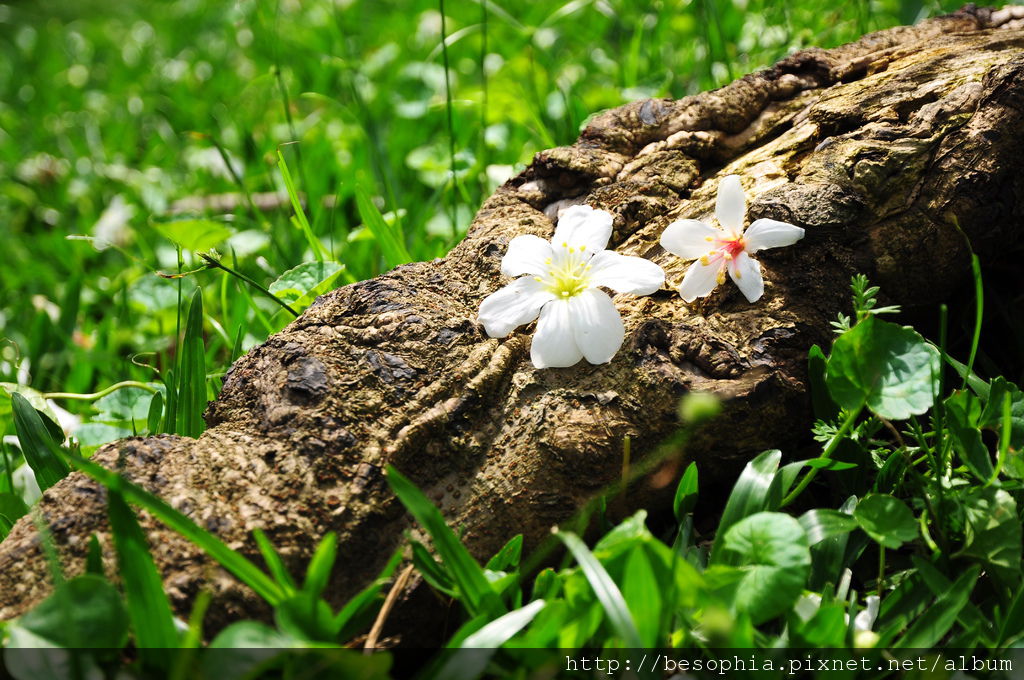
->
[0,0,968,454]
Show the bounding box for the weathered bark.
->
[2,5,1024,642]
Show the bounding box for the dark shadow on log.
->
[2,5,1024,645]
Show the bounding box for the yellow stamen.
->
[705,236,714,242]
[716,269,726,285]
[699,255,710,266]
[580,245,586,251]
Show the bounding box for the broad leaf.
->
[268,261,345,309]
[826,316,940,420]
[11,393,70,491]
[853,494,917,549]
[945,390,993,481]
[709,512,811,625]
[960,487,1021,588]
[8,575,128,649]
[152,217,232,252]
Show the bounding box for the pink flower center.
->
[719,236,746,259]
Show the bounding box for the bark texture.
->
[3,5,1024,642]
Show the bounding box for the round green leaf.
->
[152,217,232,252]
[269,261,344,304]
[853,494,917,548]
[825,316,940,420]
[715,512,811,624]
[11,575,128,649]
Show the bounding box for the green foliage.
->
[371,273,1024,673]
[826,316,940,420]
[175,288,208,438]
[386,466,505,619]
[853,494,917,549]
[0,0,1010,670]
[107,489,180,662]
[5,575,128,649]
[10,393,70,491]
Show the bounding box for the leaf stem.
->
[782,406,861,507]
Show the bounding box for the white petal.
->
[715,175,746,234]
[477,277,554,338]
[551,204,613,253]
[677,259,722,302]
[587,250,665,295]
[530,299,583,368]
[729,251,764,303]
[501,234,554,277]
[854,595,880,632]
[568,289,625,365]
[743,218,805,253]
[660,219,720,260]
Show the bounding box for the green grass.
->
[0,0,965,430]
[1,0,1013,672]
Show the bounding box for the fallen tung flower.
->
[660,175,804,303]
[478,205,665,369]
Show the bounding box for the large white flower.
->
[478,205,665,369]
[660,175,804,303]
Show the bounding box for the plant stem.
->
[43,380,159,401]
[877,545,885,599]
[199,253,299,317]
[439,0,458,239]
[782,406,862,507]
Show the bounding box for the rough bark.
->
[2,5,1024,643]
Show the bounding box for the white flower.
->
[478,205,665,369]
[660,175,804,303]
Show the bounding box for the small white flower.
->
[478,205,665,369]
[660,175,804,303]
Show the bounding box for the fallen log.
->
[2,5,1024,644]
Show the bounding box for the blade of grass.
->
[385,465,503,618]
[108,489,180,655]
[302,532,337,598]
[895,565,979,648]
[175,288,207,439]
[334,546,402,640]
[710,449,780,564]
[199,253,299,318]
[146,391,164,435]
[277,149,329,262]
[355,185,412,268]
[11,393,70,491]
[963,254,983,389]
[169,590,212,680]
[439,0,459,239]
[252,528,298,594]
[62,449,285,605]
[553,528,643,648]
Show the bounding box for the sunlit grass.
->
[0,0,967,492]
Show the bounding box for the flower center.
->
[720,236,746,259]
[538,245,592,298]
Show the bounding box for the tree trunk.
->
[2,5,1024,643]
